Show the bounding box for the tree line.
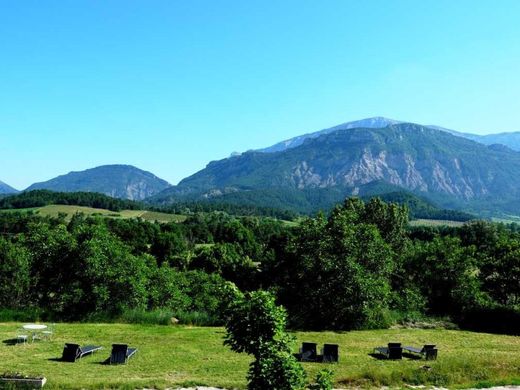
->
[0,190,299,220]
[0,197,518,333]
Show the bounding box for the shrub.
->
[308,369,334,390]
[248,346,306,390]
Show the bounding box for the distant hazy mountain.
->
[26,165,171,201]
[151,123,520,215]
[259,117,520,153]
[457,132,520,151]
[0,180,18,194]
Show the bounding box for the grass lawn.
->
[0,323,519,389]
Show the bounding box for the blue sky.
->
[1,0,520,189]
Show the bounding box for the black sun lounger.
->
[321,343,339,363]
[294,342,318,362]
[374,342,402,359]
[110,343,138,364]
[403,344,437,360]
[62,343,102,362]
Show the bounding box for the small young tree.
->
[224,290,306,390]
[308,369,334,390]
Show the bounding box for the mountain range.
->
[26,165,171,201]
[152,122,520,216]
[6,117,520,217]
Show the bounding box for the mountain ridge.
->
[0,180,18,194]
[257,117,520,153]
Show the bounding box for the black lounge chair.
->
[374,342,402,359]
[61,343,102,362]
[321,343,339,363]
[110,343,138,364]
[294,342,318,362]
[403,344,437,360]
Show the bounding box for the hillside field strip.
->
[0,323,518,389]
[408,218,465,227]
[0,204,187,223]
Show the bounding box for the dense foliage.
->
[0,197,519,333]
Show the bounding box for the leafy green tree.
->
[22,222,78,312]
[403,236,487,314]
[224,290,288,357]
[281,200,396,329]
[147,264,191,310]
[362,197,409,251]
[72,224,150,317]
[190,243,258,289]
[151,229,189,267]
[182,270,233,319]
[224,291,306,390]
[0,238,31,308]
[480,238,520,306]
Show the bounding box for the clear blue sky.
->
[2,0,520,189]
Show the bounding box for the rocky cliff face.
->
[288,150,488,200]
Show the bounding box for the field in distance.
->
[0,323,519,389]
[408,218,465,227]
[1,204,187,223]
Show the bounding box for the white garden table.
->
[22,324,47,342]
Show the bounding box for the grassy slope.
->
[0,324,519,389]
[3,205,187,223]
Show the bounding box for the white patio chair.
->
[41,323,55,340]
[16,328,28,344]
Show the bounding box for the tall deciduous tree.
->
[280,198,398,329]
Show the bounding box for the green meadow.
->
[408,218,465,227]
[1,323,519,389]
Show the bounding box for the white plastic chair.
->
[41,323,55,340]
[16,328,28,344]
